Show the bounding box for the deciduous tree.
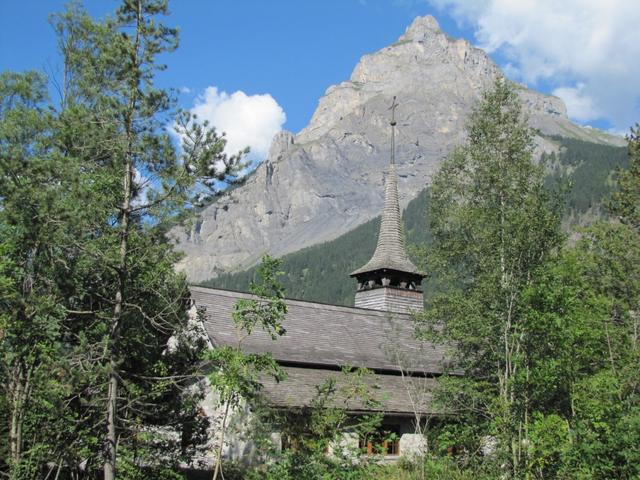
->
[420,79,564,477]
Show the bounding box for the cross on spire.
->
[350,96,424,289]
[389,96,397,165]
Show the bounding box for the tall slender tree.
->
[52,2,246,477]
[1,1,247,478]
[420,79,564,476]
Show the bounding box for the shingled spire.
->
[350,98,425,313]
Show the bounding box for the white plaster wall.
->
[400,433,428,459]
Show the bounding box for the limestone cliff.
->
[172,16,623,282]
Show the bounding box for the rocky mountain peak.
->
[172,16,624,283]
[399,15,442,42]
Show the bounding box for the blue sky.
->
[1,0,638,161]
[0,0,467,134]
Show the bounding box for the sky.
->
[1,0,638,164]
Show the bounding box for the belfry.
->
[350,98,425,313]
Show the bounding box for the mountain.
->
[201,136,629,306]
[172,16,624,283]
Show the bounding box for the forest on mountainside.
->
[201,137,628,306]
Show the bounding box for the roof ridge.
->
[189,285,414,317]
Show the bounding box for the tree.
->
[51,1,247,477]
[247,367,383,480]
[520,222,640,479]
[1,1,248,478]
[0,70,84,478]
[609,124,640,230]
[419,79,564,477]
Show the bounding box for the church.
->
[190,108,453,460]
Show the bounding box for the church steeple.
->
[350,98,425,313]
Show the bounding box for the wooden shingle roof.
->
[260,366,439,415]
[190,286,449,375]
[350,164,423,277]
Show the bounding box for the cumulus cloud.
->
[427,0,640,131]
[552,84,600,122]
[188,87,286,165]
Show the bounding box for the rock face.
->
[173,16,623,283]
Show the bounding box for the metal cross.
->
[389,96,398,164]
[389,96,398,126]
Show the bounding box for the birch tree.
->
[420,79,564,477]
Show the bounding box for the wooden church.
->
[190,105,452,460]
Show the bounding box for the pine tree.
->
[52,1,246,477]
[1,1,247,478]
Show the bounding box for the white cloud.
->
[189,87,286,164]
[427,0,640,131]
[552,84,600,122]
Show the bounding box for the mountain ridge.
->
[200,136,629,306]
[172,15,624,283]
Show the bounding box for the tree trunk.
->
[213,401,231,480]
[104,141,133,480]
[104,362,119,480]
[8,360,32,471]
[9,363,24,466]
[103,3,141,478]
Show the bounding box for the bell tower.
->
[350,98,425,313]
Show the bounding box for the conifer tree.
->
[610,124,640,230]
[52,1,246,477]
[2,1,247,478]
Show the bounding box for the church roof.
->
[191,286,453,415]
[190,286,450,375]
[350,164,423,277]
[260,366,438,415]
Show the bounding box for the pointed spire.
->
[350,98,423,279]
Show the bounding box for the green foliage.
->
[418,79,566,477]
[232,255,287,337]
[0,1,242,477]
[417,111,640,479]
[609,123,640,229]
[1,3,637,478]
[526,413,570,479]
[245,367,384,480]
[0,69,82,477]
[207,255,287,403]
